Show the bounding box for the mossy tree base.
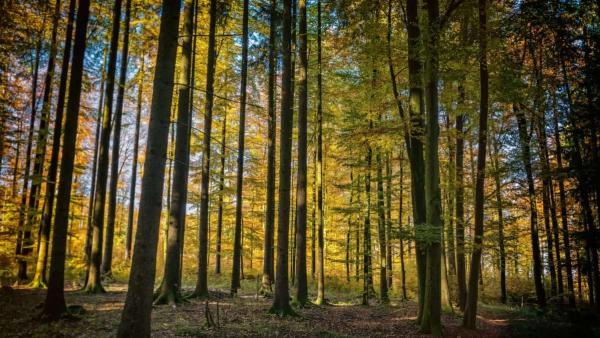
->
[84,283,105,294]
[268,305,296,317]
[153,288,187,306]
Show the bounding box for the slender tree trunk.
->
[16,32,43,282]
[215,110,227,274]
[103,0,132,277]
[154,0,194,305]
[445,115,456,278]
[315,0,325,305]
[260,0,277,295]
[492,139,507,304]
[231,0,250,295]
[405,0,428,322]
[270,0,294,315]
[455,102,467,311]
[376,147,388,303]
[534,109,564,297]
[30,0,68,288]
[421,0,442,333]
[385,153,393,288]
[41,0,91,320]
[125,57,144,262]
[552,98,575,305]
[294,0,309,306]
[345,172,354,283]
[463,0,488,327]
[116,0,181,335]
[193,0,217,298]
[399,150,407,300]
[515,105,546,307]
[362,148,373,306]
[86,0,122,293]
[85,46,108,282]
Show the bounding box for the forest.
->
[0,0,599,336]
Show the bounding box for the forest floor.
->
[1,276,598,337]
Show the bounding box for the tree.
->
[40,0,91,320]
[215,108,227,275]
[420,0,443,333]
[16,19,44,282]
[116,0,181,335]
[260,0,277,296]
[405,0,428,322]
[315,0,326,306]
[515,105,546,307]
[463,0,489,327]
[125,56,144,262]
[294,0,309,306]
[30,0,70,288]
[103,0,133,277]
[155,0,195,305]
[86,0,122,292]
[231,0,250,296]
[270,0,294,315]
[193,0,218,299]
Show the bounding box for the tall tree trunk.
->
[345,172,354,283]
[125,56,144,262]
[552,97,575,305]
[30,0,67,288]
[193,0,217,298]
[562,60,600,308]
[215,110,227,274]
[154,0,194,305]
[445,115,456,278]
[421,0,442,333]
[260,0,277,295]
[85,46,108,281]
[362,148,373,306]
[231,0,250,295]
[455,97,467,311]
[103,0,132,277]
[376,148,388,303]
[491,138,507,304]
[315,0,325,305]
[270,0,294,316]
[398,150,407,300]
[116,0,181,335]
[294,0,309,306]
[86,0,122,293]
[385,153,393,288]
[16,30,43,282]
[405,0,428,322]
[515,105,546,307]
[463,0,488,327]
[531,77,564,297]
[41,0,91,320]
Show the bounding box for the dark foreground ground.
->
[0,279,598,337]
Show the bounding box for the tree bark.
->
[421,0,442,333]
[192,0,217,299]
[215,110,226,274]
[463,0,488,327]
[231,0,250,295]
[30,0,67,288]
[41,0,91,320]
[125,57,144,262]
[154,0,194,305]
[515,105,546,307]
[86,0,122,293]
[552,96,575,305]
[260,0,278,296]
[270,0,294,315]
[116,0,181,335]
[294,0,309,306]
[315,0,325,305]
[491,138,507,304]
[405,0,428,322]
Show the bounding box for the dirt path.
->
[0,284,511,337]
